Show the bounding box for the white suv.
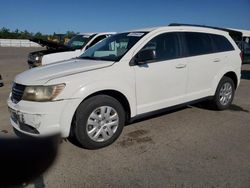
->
[8,26,241,149]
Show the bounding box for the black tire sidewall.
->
[214,76,235,110]
[74,95,125,149]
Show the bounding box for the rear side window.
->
[184,32,214,56]
[210,34,234,52]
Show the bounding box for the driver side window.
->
[140,32,180,61]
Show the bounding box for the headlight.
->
[22,84,65,102]
[28,54,42,67]
[33,56,42,67]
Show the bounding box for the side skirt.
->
[129,96,213,123]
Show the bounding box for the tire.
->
[210,76,235,110]
[73,95,125,149]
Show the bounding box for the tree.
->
[0,27,78,41]
[65,31,76,38]
[0,27,10,38]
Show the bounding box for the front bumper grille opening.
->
[19,122,40,134]
[11,83,25,103]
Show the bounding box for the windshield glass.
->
[66,34,94,49]
[80,32,148,61]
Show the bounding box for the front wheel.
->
[210,76,235,110]
[73,95,125,149]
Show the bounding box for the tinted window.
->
[210,34,235,52]
[66,34,94,49]
[184,32,214,56]
[140,32,180,61]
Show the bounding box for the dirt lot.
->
[0,47,250,188]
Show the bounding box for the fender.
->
[59,80,136,137]
[72,81,136,116]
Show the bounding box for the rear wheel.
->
[210,76,235,110]
[73,95,125,149]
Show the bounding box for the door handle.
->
[213,58,221,62]
[175,64,186,69]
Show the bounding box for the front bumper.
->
[7,97,81,137]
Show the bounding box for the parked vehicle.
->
[233,29,250,64]
[28,32,115,68]
[8,26,241,149]
[237,41,250,63]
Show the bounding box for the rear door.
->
[181,32,221,100]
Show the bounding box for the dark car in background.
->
[238,41,250,64]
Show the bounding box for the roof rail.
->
[169,23,243,42]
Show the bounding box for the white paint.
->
[0,39,41,47]
[8,26,242,138]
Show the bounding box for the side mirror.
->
[135,49,156,64]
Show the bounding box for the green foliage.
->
[65,31,76,38]
[0,27,78,40]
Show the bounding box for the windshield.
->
[80,32,148,61]
[66,34,94,49]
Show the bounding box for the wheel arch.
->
[223,71,238,89]
[212,69,239,96]
[68,89,132,138]
[83,90,131,123]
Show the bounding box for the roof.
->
[78,32,116,36]
[78,33,96,36]
[130,26,229,35]
[167,23,243,41]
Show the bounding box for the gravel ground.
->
[0,47,250,188]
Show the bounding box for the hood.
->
[15,59,114,85]
[30,38,73,50]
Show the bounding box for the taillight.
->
[240,51,243,61]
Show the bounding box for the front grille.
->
[11,83,25,103]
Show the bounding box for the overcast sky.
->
[0,0,249,34]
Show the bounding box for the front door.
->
[134,32,188,114]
